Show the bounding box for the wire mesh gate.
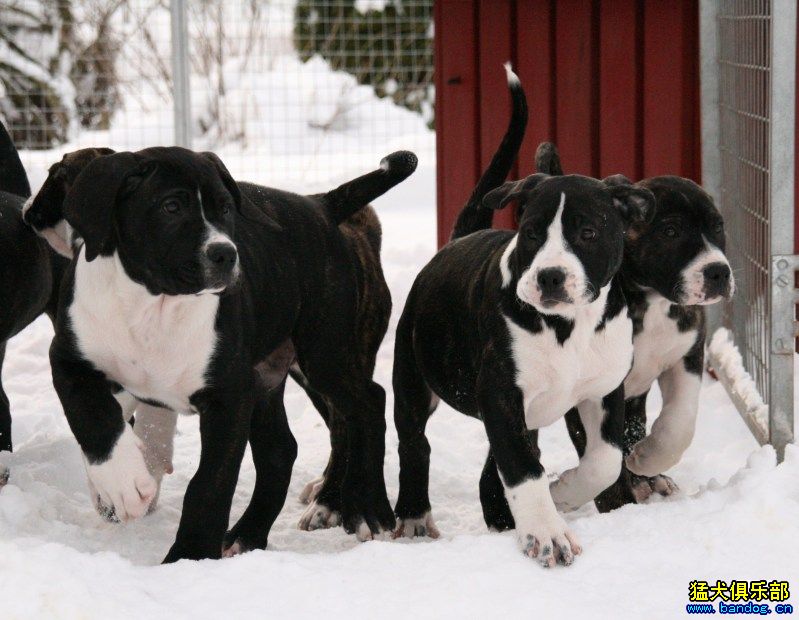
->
[1,0,434,189]
[706,0,796,461]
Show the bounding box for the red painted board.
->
[598,0,641,180]
[554,0,598,177]
[435,0,479,247]
[642,0,700,179]
[515,0,556,179]
[478,0,516,230]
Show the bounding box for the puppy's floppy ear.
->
[482,173,548,211]
[201,151,241,210]
[606,179,655,226]
[63,152,140,261]
[534,142,564,176]
[202,151,282,232]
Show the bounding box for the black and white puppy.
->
[535,144,734,510]
[0,120,69,486]
[391,119,655,565]
[35,146,415,562]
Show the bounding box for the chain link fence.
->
[0,0,434,190]
[707,0,796,460]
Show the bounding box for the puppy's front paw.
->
[505,477,581,567]
[85,427,157,522]
[517,516,582,568]
[393,512,440,539]
[298,500,341,531]
[630,473,679,503]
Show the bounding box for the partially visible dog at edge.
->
[24,145,416,562]
[532,142,734,512]
[390,64,657,568]
[0,120,71,488]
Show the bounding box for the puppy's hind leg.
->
[224,380,297,556]
[0,343,9,487]
[298,398,347,531]
[393,321,440,539]
[0,343,10,453]
[288,366,330,505]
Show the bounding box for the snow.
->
[708,327,770,432]
[1,155,797,618]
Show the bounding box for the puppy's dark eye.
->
[663,224,679,238]
[222,203,231,215]
[580,228,597,241]
[713,221,723,234]
[162,199,181,214]
[524,228,539,242]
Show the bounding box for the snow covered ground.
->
[1,154,797,619]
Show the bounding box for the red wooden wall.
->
[435,0,701,246]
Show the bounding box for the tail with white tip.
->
[451,62,528,240]
[321,150,418,224]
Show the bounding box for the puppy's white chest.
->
[70,254,219,412]
[624,296,698,398]
[505,309,633,430]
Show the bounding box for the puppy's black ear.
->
[482,173,548,211]
[602,174,633,188]
[202,151,282,232]
[607,181,655,226]
[63,152,140,261]
[202,151,241,210]
[534,142,563,176]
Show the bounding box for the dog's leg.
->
[626,346,702,477]
[480,430,540,531]
[298,400,348,531]
[550,386,625,512]
[295,326,393,540]
[224,381,297,556]
[289,366,331,505]
[393,320,440,539]
[477,356,581,568]
[586,392,646,511]
[0,342,10,454]
[0,343,9,488]
[162,386,252,563]
[132,403,177,514]
[51,346,157,523]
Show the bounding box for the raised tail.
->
[451,63,528,241]
[0,119,31,198]
[534,142,564,176]
[321,150,418,224]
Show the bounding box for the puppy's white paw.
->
[504,477,582,568]
[85,426,157,522]
[392,512,440,539]
[518,518,582,568]
[298,501,341,531]
[298,475,324,505]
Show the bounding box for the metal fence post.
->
[170,0,192,149]
[768,0,797,462]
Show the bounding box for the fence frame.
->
[703,0,796,462]
[170,0,192,149]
